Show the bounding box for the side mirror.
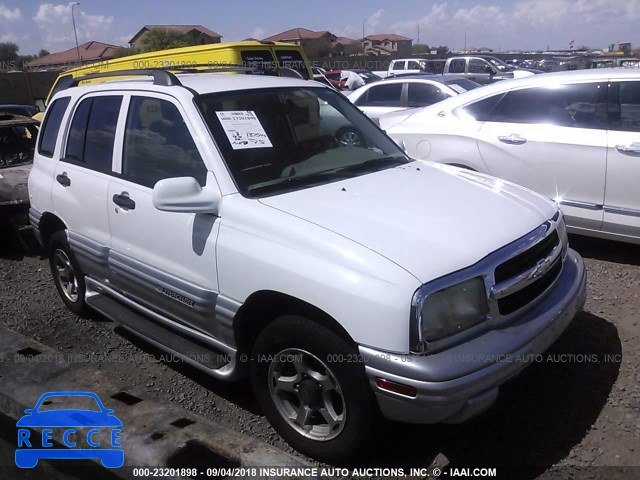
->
[34,100,45,113]
[153,176,221,215]
[23,409,34,414]
[485,66,495,75]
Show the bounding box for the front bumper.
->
[360,248,587,424]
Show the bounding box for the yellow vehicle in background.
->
[39,40,313,112]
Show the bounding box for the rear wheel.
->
[48,230,89,316]
[250,315,374,462]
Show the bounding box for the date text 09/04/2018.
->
[131,467,498,478]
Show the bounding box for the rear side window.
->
[609,81,640,132]
[449,59,466,74]
[407,83,449,107]
[64,95,122,172]
[459,93,505,121]
[488,83,607,129]
[121,96,207,188]
[38,97,70,157]
[391,61,405,71]
[356,83,403,107]
[469,58,490,74]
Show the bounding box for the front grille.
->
[497,258,562,315]
[494,228,562,316]
[495,231,559,283]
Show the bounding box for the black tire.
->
[48,230,89,316]
[335,127,365,148]
[250,315,375,463]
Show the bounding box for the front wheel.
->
[250,315,375,463]
[335,127,364,148]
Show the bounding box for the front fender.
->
[216,196,421,353]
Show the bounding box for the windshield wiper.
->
[247,156,408,196]
[332,156,408,174]
[247,168,359,196]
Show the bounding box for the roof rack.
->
[68,69,181,88]
[65,64,304,91]
[153,63,303,79]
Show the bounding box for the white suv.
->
[28,69,587,462]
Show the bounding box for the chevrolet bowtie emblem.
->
[529,257,553,280]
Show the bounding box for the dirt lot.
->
[0,234,638,478]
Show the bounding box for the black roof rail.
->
[151,63,300,77]
[68,69,182,88]
[65,64,306,93]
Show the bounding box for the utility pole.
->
[417,23,420,44]
[464,30,467,52]
[362,19,365,39]
[71,2,81,64]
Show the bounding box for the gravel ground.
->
[0,234,638,478]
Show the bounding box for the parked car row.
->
[380,68,640,244]
[374,55,541,83]
[347,75,481,122]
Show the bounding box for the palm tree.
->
[139,29,189,52]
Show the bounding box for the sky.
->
[0,0,638,55]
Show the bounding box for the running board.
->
[84,280,241,380]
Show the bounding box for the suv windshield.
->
[198,87,409,197]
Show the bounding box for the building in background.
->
[361,34,413,56]
[25,41,119,70]
[263,28,337,48]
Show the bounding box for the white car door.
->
[603,79,640,238]
[475,82,608,232]
[52,93,123,281]
[107,93,224,339]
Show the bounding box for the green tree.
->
[38,49,50,57]
[344,42,364,56]
[112,46,139,58]
[435,45,449,55]
[0,42,19,63]
[411,43,430,54]
[302,38,333,58]
[139,29,189,53]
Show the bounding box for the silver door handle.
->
[498,134,527,145]
[615,143,640,155]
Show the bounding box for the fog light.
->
[375,378,417,397]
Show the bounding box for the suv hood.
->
[259,162,556,283]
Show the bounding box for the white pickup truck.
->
[29,68,586,462]
[376,56,540,84]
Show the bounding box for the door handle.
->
[112,193,136,210]
[56,173,71,187]
[615,143,640,155]
[498,134,527,145]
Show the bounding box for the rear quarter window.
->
[37,97,71,158]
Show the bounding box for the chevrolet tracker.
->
[28,68,587,462]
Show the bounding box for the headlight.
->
[413,277,488,351]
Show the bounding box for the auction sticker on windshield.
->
[216,110,273,150]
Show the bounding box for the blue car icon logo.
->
[15,391,123,468]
